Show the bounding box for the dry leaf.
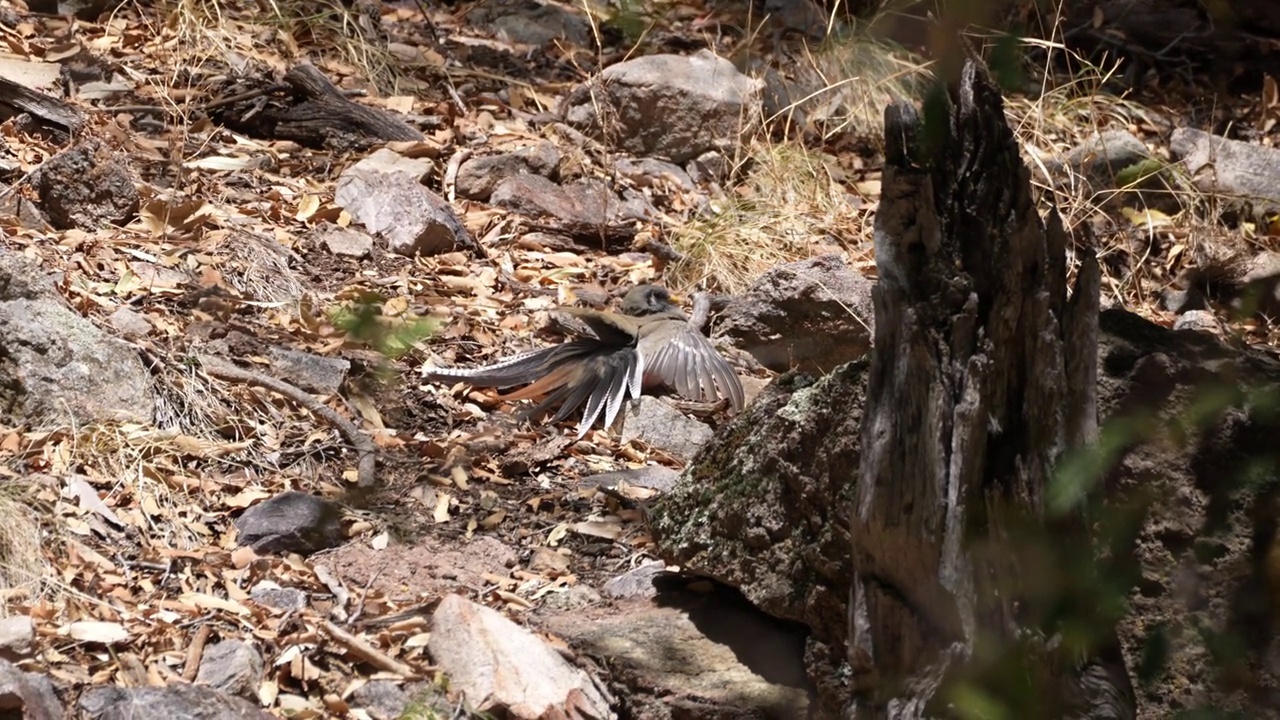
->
[547,523,569,547]
[449,465,469,490]
[224,489,272,509]
[62,475,123,527]
[295,193,322,221]
[570,521,622,540]
[183,155,259,171]
[494,590,534,609]
[65,621,130,644]
[178,592,250,616]
[230,546,257,569]
[259,678,280,706]
[404,632,431,648]
[433,492,452,523]
[480,509,505,530]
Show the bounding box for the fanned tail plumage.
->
[427,342,645,440]
[423,342,598,388]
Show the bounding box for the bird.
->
[423,284,745,439]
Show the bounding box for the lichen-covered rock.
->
[0,251,154,427]
[31,139,139,230]
[650,360,867,716]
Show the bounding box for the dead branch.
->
[198,354,378,487]
[319,619,422,678]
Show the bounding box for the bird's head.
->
[620,284,682,317]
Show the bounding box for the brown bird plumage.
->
[424,285,744,438]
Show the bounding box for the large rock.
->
[0,615,34,662]
[490,175,619,227]
[717,254,874,373]
[428,594,612,719]
[351,680,426,720]
[195,640,263,700]
[31,139,139,230]
[0,659,62,720]
[80,683,272,719]
[0,252,154,427]
[620,395,714,462]
[650,363,866,717]
[234,491,344,555]
[466,0,592,47]
[25,0,120,19]
[266,346,349,395]
[456,141,560,200]
[334,149,476,257]
[1171,128,1280,214]
[540,592,811,719]
[562,50,763,163]
[1045,129,1151,193]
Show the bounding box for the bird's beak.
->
[668,292,684,305]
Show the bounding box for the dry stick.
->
[92,84,294,115]
[634,235,686,265]
[182,624,213,681]
[313,563,351,616]
[409,0,440,39]
[203,84,293,111]
[198,354,377,487]
[320,619,420,678]
[688,292,713,333]
[117,653,149,687]
[443,147,472,203]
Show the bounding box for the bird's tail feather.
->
[429,342,645,439]
[424,342,597,388]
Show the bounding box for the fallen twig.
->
[633,234,686,265]
[443,147,472,203]
[688,292,713,333]
[320,619,421,678]
[182,624,213,681]
[92,84,294,116]
[198,354,378,487]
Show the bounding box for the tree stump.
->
[0,76,83,135]
[849,59,1132,717]
[212,64,423,150]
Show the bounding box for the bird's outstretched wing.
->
[424,292,744,438]
[639,322,745,412]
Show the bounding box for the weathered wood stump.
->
[0,75,83,135]
[850,59,1132,717]
[212,64,423,150]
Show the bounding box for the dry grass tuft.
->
[667,140,872,294]
[267,0,399,90]
[667,16,928,294]
[998,24,1229,312]
[1003,40,1178,228]
[0,480,46,607]
[222,231,305,304]
[137,0,399,92]
[762,19,931,144]
[57,425,220,549]
[797,27,931,142]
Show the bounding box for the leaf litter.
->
[0,0,796,714]
[2,0,1260,715]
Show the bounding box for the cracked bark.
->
[848,59,1132,719]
